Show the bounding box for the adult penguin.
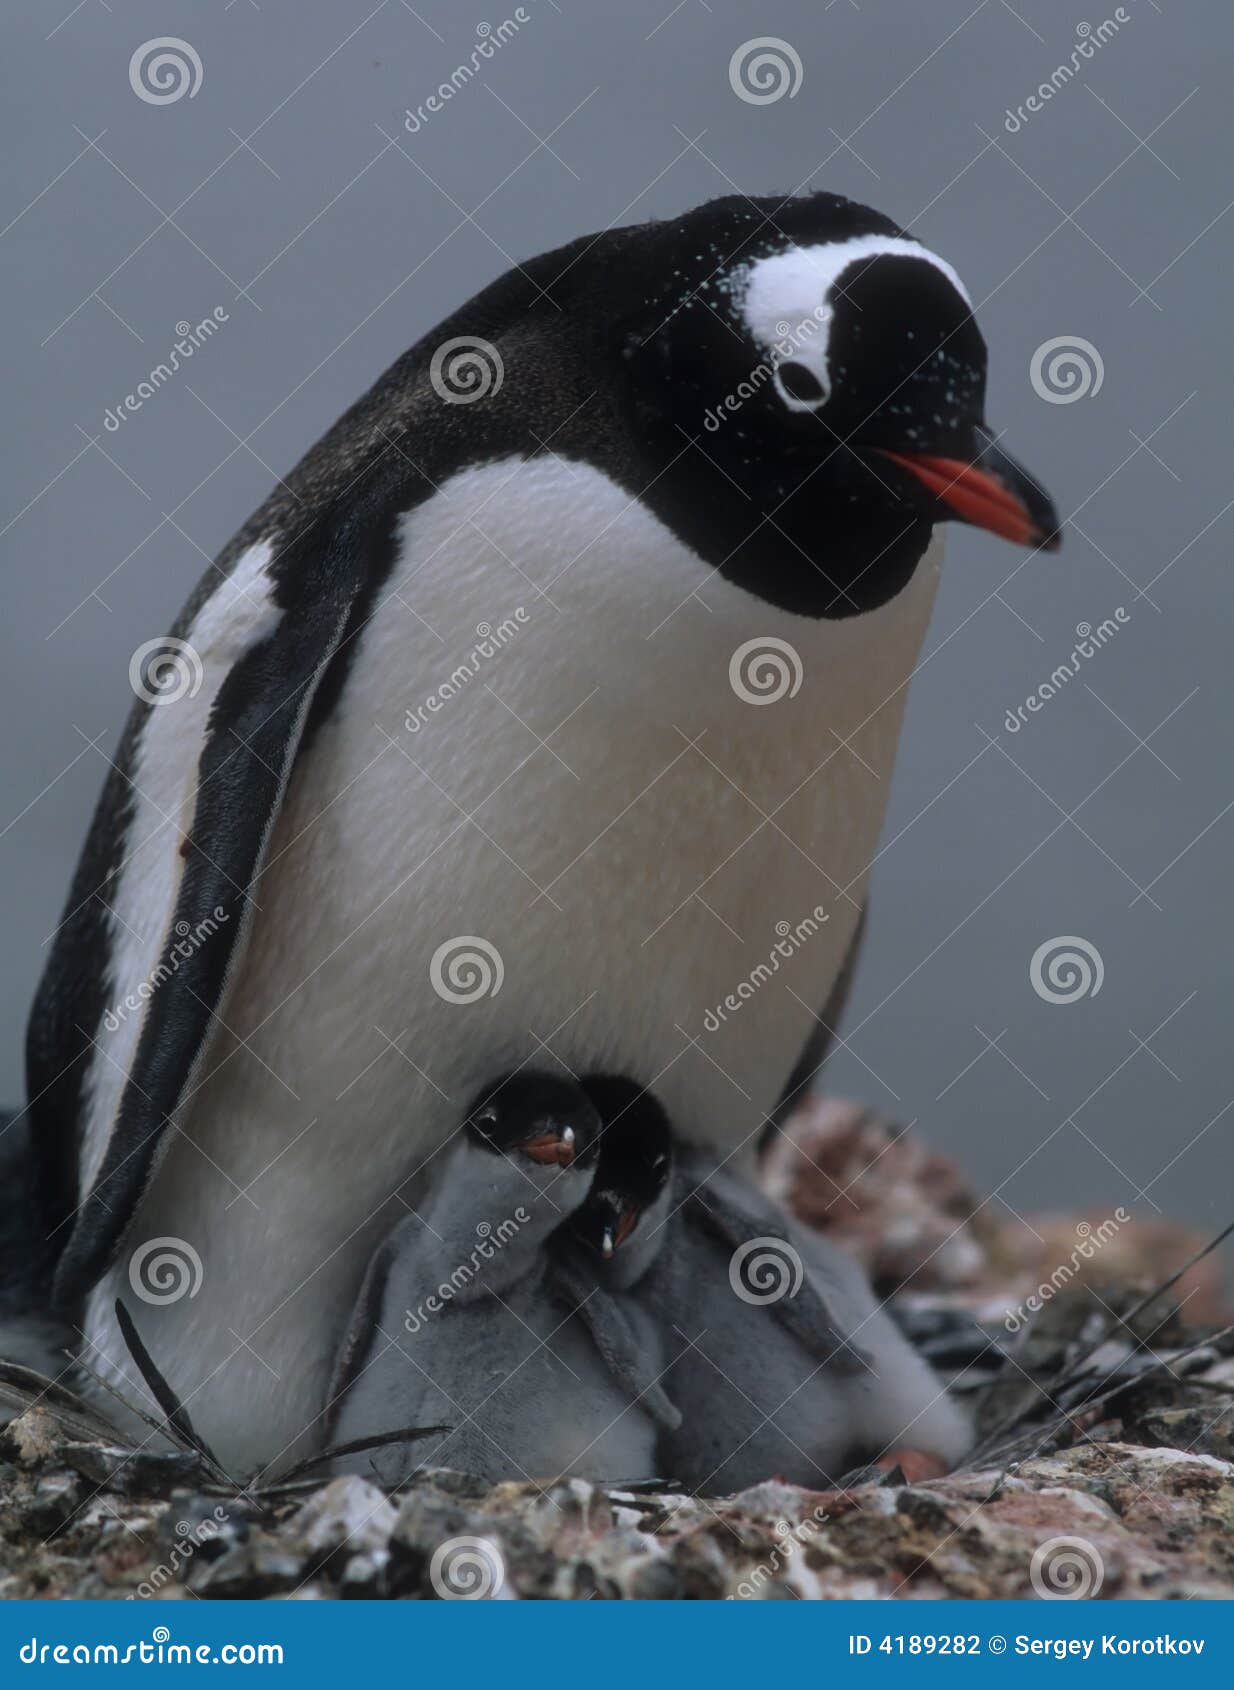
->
[28,192,1058,1470]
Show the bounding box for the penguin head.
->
[568,1078,673,1269]
[464,1072,602,1182]
[607,192,1060,617]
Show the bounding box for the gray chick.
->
[326,1072,678,1487]
[568,1078,971,1495]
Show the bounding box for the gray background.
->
[2,1,1230,1244]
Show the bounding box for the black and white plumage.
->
[26,192,1058,1470]
[569,1088,971,1495]
[326,1075,676,1486]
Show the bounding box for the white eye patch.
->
[739,234,971,415]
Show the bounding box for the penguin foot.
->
[873,1447,950,1482]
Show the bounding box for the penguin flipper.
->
[51,468,413,1305]
[551,1260,682,1433]
[683,1183,872,1375]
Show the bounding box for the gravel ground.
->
[4,1103,1231,1601]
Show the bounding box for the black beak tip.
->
[1027,488,1063,553]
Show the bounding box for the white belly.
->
[85,457,941,1472]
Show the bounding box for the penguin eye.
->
[473,1106,499,1129]
[773,359,829,412]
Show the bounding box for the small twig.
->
[0,1359,122,1443]
[1033,1220,1234,1406]
[69,1350,198,1458]
[204,1475,331,1501]
[113,1300,228,1480]
[969,1217,1234,1462]
[978,1321,1234,1471]
[267,1422,453,1488]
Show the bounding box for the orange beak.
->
[613,1207,640,1249]
[873,428,1060,552]
[520,1125,577,1166]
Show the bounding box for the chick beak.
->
[875,425,1061,552]
[613,1208,639,1250]
[600,1225,615,1261]
[520,1124,576,1167]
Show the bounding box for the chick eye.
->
[773,359,829,411]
